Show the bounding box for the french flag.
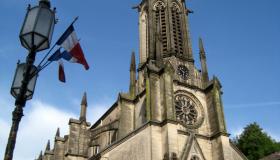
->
[56,25,89,70]
[58,60,66,83]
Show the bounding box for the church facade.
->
[37,0,248,160]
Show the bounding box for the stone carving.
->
[175,94,198,125]
[174,91,205,129]
[171,2,181,12]
[153,1,166,10]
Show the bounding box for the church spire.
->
[45,140,50,151]
[80,92,87,121]
[199,37,209,83]
[38,151,43,160]
[129,51,136,98]
[130,51,136,72]
[199,37,206,53]
[55,128,60,137]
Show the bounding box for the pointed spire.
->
[199,37,206,55]
[81,92,87,106]
[80,92,87,121]
[130,51,136,71]
[129,51,136,98]
[56,128,60,137]
[45,140,50,151]
[199,37,209,83]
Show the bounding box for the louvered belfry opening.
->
[154,1,168,57]
[171,2,184,57]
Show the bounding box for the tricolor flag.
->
[56,25,89,70]
[58,60,66,83]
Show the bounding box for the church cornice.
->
[177,129,230,141]
[44,150,54,156]
[65,152,88,158]
[174,79,206,92]
[68,118,91,126]
[204,76,223,92]
[55,136,65,142]
[138,56,195,72]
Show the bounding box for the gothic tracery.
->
[171,2,184,56]
[154,1,168,55]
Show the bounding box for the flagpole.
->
[71,16,79,26]
[37,16,80,69]
[54,16,79,45]
[31,16,81,79]
[37,44,57,68]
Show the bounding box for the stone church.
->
[37,0,248,159]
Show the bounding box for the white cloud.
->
[0,100,110,160]
[0,119,10,151]
[230,127,244,138]
[0,100,76,160]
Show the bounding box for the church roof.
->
[260,152,280,160]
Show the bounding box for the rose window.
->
[175,94,198,125]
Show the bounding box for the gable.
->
[180,134,206,160]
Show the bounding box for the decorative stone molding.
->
[174,90,205,129]
[153,1,166,11]
[171,2,181,13]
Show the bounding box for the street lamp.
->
[4,0,56,160]
[20,0,55,52]
[11,63,38,101]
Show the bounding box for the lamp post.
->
[4,0,56,160]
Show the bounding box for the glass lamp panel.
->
[34,34,45,50]
[37,40,49,52]
[11,63,38,100]
[35,8,52,38]
[11,64,25,99]
[21,34,33,49]
[21,7,39,35]
[48,18,55,44]
[34,7,55,51]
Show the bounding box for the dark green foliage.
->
[233,122,280,160]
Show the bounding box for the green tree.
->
[233,122,280,160]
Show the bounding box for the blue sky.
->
[0,0,279,159]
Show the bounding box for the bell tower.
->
[137,0,201,96]
[138,0,193,64]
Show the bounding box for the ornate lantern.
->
[10,63,38,101]
[19,0,55,52]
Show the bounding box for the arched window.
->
[171,2,184,57]
[154,1,168,55]
[190,155,200,160]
